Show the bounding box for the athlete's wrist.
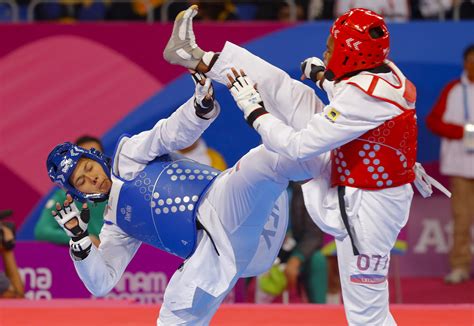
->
[70,235,92,261]
[246,106,268,128]
[194,97,215,119]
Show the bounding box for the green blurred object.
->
[258,265,287,296]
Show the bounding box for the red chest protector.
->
[331,62,418,189]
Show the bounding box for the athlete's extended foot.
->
[163,5,205,70]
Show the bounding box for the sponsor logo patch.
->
[350,274,386,284]
[120,205,133,222]
[325,108,340,123]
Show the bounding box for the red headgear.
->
[325,8,390,81]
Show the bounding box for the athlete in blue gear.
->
[46,71,325,325]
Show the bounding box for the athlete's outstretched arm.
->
[50,195,141,297]
[73,223,141,297]
[226,70,398,161]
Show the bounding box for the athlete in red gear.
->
[231,11,417,324]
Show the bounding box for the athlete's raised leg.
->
[164,5,323,130]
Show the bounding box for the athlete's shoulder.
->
[443,79,462,94]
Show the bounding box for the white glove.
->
[193,71,214,103]
[229,74,264,119]
[191,71,217,120]
[52,194,90,239]
[52,194,92,260]
[69,236,93,260]
[301,57,325,83]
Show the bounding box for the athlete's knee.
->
[157,305,184,326]
[158,305,203,326]
[159,287,218,326]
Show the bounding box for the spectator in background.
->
[35,0,109,22]
[414,0,473,20]
[106,0,186,22]
[325,254,341,303]
[334,0,410,21]
[426,44,474,284]
[34,135,106,247]
[415,0,453,20]
[255,182,327,303]
[277,1,306,21]
[178,137,227,170]
[307,0,335,20]
[455,0,474,20]
[191,0,237,21]
[256,0,306,21]
[284,182,327,303]
[0,210,24,298]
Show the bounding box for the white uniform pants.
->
[207,42,325,132]
[336,185,413,325]
[158,146,321,325]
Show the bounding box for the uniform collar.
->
[461,71,474,85]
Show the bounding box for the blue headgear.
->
[46,142,111,202]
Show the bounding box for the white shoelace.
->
[413,162,452,198]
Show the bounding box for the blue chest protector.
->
[113,153,220,259]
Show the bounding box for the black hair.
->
[75,135,103,151]
[463,44,474,61]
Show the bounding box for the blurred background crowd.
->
[0,0,473,23]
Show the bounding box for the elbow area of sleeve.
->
[73,251,116,297]
[287,133,310,161]
[256,115,310,161]
[87,284,112,297]
[79,270,115,297]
